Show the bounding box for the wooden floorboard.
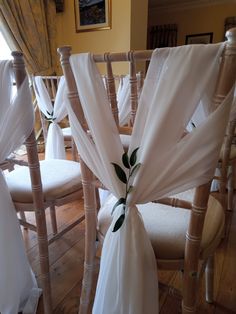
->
[19,154,236,313]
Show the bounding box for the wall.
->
[148,2,236,46]
[130,0,149,72]
[56,0,132,74]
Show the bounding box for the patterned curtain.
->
[0,0,57,75]
[149,24,177,48]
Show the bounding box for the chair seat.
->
[98,193,224,260]
[6,159,82,203]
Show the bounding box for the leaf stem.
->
[111,147,140,232]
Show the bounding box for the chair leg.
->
[49,205,58,235]
[79,161,97,314]
[182,259,199,313]
[79,258,96,314]
[35,209,52,314]
[205,255,214,303]
[182,289,198,314]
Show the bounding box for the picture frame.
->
[185,32,213,45]
[74,0,111,32]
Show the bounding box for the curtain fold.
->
[0,0,57,75]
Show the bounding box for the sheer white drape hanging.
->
[117,75,131,126]
[34,76,68,159]
[189,86,236,192]
[0,60,41,314]
[67,43,233,314]
[117,73,143,126]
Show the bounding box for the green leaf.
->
[111,197,126,215]
[46,110,53,117]
[122,152,130,169]
[130,147,139,167]
[191,121,196,128]
[130,163,141,177]
[111,163,127,184]
[112,213,125,232]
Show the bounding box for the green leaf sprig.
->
[44,110,56,123]
[111,147,141,232]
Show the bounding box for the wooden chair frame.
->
[58,28,236,314]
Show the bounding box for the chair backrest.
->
[82,53,149,128]
[58,29,236,214]
[11,52,42,192]
[11,52,51,309]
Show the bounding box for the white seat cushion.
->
[6,159,82,203]
[98,193,224,260]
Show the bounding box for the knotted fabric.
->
[34,76,68,159]
[117,74,143,126]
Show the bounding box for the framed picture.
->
[185,32,213,45]
[74,0,111,32]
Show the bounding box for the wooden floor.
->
[20,152,236,313]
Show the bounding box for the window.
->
[0,31,12,60]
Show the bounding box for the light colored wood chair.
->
[33,75,77,160]
[5,52,85,314]
[58,28,236,314]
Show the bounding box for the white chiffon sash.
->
[117,74,143,126]
[68,43,233,314]
[34,76,68,159]
[0,60,41,314]
[117,75,131,126]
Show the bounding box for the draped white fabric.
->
[117,74,143,126]
[67,43,233,314]
[34,76,68,159]
[117,75,131,126]
[0,61,41,314]
[189,82,236,192]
